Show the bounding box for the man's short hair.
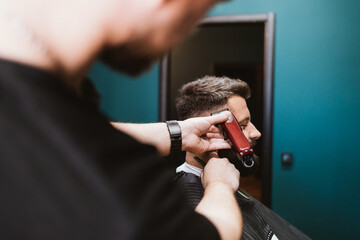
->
[176,76,251,120]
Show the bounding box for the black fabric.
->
[176,172,312,240]
[0,59,220,240]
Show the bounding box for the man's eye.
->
[240,125,247,129]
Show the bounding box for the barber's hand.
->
[201,152,240,192]
[178,111,231,154]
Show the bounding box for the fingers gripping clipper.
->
[211,109,255,168]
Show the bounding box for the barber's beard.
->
[99,41,160,76]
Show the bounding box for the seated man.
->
[175,76,311,240]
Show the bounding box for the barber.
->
[0,0,242,239]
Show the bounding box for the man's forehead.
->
[226,95,250,122]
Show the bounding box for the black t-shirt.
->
[0,59,220,240]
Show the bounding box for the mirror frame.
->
[159,13,275,207]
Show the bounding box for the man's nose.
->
[248,123,261,141]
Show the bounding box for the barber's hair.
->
[176,76,251,120]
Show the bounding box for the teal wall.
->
[89,0,360,239]
[89,62,159,123]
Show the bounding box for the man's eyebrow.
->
[238,117,250,124]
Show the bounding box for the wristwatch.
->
[166,120,182,157]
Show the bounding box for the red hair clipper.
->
[212,109,255,168]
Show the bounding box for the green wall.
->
[89,0,360,239]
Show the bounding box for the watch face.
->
[166,121,182,155]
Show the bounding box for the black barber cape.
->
[176,172,312,240]
[0,59,220,240]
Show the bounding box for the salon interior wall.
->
[89,0,360,239]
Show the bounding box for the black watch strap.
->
[166,120,182,157]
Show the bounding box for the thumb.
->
[206,110,230,125]
[208,151,219,159]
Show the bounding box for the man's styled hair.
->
[176,76,251,119]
